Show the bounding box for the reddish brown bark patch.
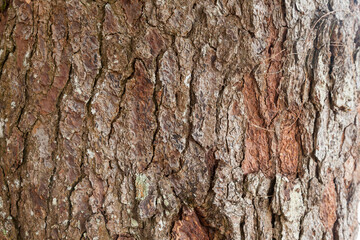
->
[29,186,47,217]
[241,0,288,179]
[205,148,217,177]
[279,110,300,179]
[145,28,165,57]
[242,0,289,179]
[241,74,273,177]
[172,207,210,240]
[39,60,70,115]
[104,4,122,35]
[320,180,337,230]
[131,61,154,131]
[13,1,33,70]
[119,0,142,25]
[125,60,156,171]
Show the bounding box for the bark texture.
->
[0,0,360,239]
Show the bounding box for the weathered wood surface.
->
[0,0,359,239]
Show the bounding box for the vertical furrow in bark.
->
[145,48,165,172]
[46,0,103,238]
[0,2,19,239]
[71,2,107,239]
[44,0,73,236]
[5,1,45,238]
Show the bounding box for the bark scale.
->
[0,0,359,239]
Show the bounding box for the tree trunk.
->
[0,0,359,239]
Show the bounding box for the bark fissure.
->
[145,49,166,172]
[45,63,72,235]
[12,7,40,238]
[107,58,136,143]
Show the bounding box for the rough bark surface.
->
[0,0,359,239]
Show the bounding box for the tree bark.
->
[0,0,359,239]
